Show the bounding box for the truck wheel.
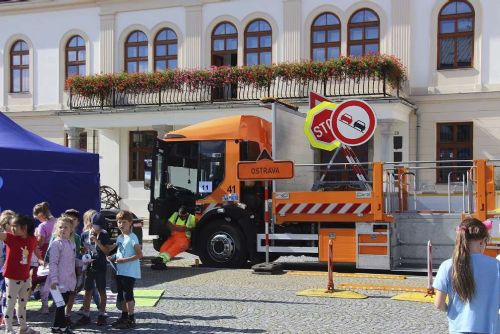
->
[198,220,248,268]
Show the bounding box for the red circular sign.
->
[329,100,376,146]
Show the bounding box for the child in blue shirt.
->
[433,218,500,334]
[107,210,142,329]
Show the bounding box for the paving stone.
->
[24,243,448,333]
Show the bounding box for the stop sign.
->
[304,101,341,151]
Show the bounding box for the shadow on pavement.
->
[27,310,266,334]
[162,296,325,306]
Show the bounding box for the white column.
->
[66,127,83,149]
[100,14,115,74]
[283,0,302,62]
[99,129,121,193]
[374,122,393,162]
[391,0,411,76]
[184,5,203,69]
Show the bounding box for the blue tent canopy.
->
[0,112,100,219]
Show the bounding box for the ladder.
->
[317,144,372,191]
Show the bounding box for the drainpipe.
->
[415,107,420,188]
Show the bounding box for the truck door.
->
[148,140,198,238]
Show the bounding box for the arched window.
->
[212,22,238,66]
[125,31,148,73]
[154,28,177,71]
[348,9,380,57]
[10,40,29,93]
[244,19,272,66]
[438,1,474,69]
[311,12,341,61]
[66,35,86,80]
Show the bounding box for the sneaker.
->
[75,315,91,326]
[111,317,128,328]
[51,328,73,334]
[76,306,84,316]
[159,252,170,263]
[18,327,40,334]
[151,262,168,270]
[114,319,136,329]
[96,315,107,326]
[39,304,49,315]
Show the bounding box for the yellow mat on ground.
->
[26,289,165,310]
[297,288,367,299]
[391,292,436,303]
[337,283,427,293]
[288,271,406,280]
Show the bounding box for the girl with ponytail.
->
[433,218,500,334]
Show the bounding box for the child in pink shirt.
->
[49,217,77,334]
[33,202,56,314]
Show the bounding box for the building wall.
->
[1,0,499,216]
[0,7,100,111]
[411,92,500,189]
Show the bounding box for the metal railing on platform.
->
[69,72,393,110]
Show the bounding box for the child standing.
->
[33,202,57,314]
[44,210,82,328]
[48,217,76,334]
[433,218,500,334]
[78,210,99,312]
[0,214,40,334]
[76,212,112,327]
[107,210,143,329]
[0,210,15,326]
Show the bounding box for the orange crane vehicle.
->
[145,100,500,269]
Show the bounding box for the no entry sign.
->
[329,99,377,146]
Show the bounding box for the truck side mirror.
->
[144,159,153,190]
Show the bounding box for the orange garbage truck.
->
[145,101,500,269]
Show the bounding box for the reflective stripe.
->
[354,203,369,214]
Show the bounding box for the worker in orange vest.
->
[151,206,196,270]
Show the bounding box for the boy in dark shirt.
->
[76,213,112,326]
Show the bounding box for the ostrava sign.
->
[237,159,294,180]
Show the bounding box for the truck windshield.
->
[162,140,225,198]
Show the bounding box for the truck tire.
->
[197,220,248,268]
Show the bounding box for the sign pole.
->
[326,238,334,293]
[426,240,435,296]
[264,180,270,264]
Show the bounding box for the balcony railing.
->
[68,56,406,110]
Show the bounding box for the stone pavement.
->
[21,241,448,334]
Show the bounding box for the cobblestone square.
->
[23,243,448,334]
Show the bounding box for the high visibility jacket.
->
[168,212,196,239]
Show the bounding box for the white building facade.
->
[0,0,499,217]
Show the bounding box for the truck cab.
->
[147,115,271,267]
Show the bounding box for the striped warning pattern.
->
[275,203,371,216]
